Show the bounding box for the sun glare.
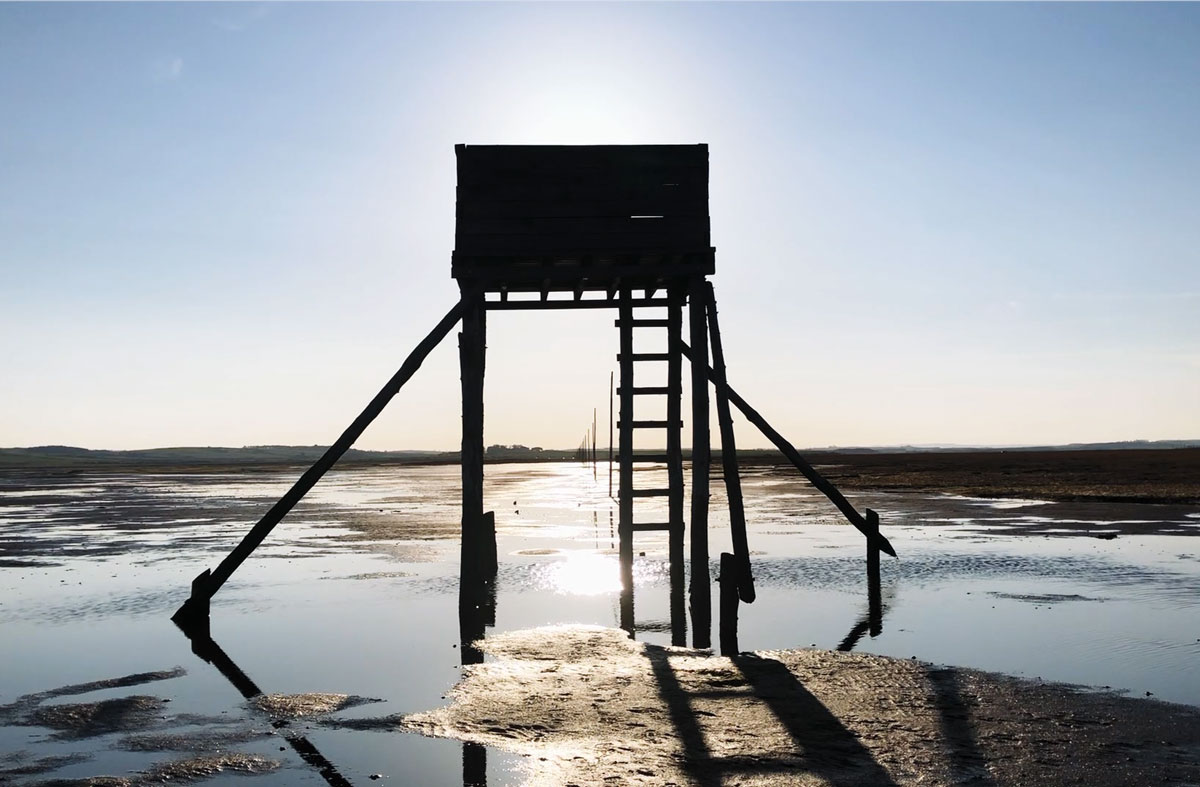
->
[545,552,623,596]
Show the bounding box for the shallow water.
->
[1,462,1198,785]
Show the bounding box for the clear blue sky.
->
[2,2,1197,451]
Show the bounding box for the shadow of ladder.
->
[646,646,902,787]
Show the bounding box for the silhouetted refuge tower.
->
[173,144,895,653]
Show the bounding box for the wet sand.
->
[396,625,1200,786]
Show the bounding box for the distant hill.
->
[2,439,1197,470]
[801,440,1200,454]
[0,445,457,469]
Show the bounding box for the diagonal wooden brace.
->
[680,341,897,558]
[172,296,469,625]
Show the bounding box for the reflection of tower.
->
[173,621,354,787]
[462,742,486,787]
[458,555,496,787]
[458,555,496,666]
[837,569,895,653]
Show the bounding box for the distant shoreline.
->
[3,444,1198,505]
[2,438,1197,467]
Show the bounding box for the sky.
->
[2,2,1198,452]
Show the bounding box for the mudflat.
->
[763,447,1200,504]
[2,457,1198,785]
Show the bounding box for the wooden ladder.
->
[616,287,686,639]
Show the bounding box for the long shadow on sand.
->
[925,667,998,787]
[647,645,899,787]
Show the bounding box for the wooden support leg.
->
[688,278,712,648]
[620,577,635,638]
[460,291,486,577]
[667,287,686,647]
[866,508,881,583]
[719,552,740,656]
[706,283,755,603]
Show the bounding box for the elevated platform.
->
[452,144,715,294]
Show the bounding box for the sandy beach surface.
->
[396,625,1200,786]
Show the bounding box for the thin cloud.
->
[151,57,184,83]
[1051,291,1200,303]
[212,4,270,33]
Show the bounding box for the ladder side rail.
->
[618,288,636,589]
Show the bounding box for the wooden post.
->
[866,508,882,636]
[866,508,881,583]
[172,297,468,625]
[620,575,635,637]
[706,284,755,603]
[688,278,711,648]
[460,290,486,577]
[719,552,740,656]
[184,570,211,621]
[618,288,634,598]
[667,287,686,647]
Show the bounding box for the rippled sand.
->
[401,625,1200,786]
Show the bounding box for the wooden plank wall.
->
[454,145,711,263]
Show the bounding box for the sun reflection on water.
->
[541,552,623,596]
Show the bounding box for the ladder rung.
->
[630,522,677,532]
[619,420,682,429]
[631,487,671,498]
[614,319,671,328]
[619,386,672,396]
[617,353,671,362]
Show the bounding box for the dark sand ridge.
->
[778,447,1200,505]
[365,625,1200,787]
[0,669,283,785]
[0,667,383,785]
[4,446,1199,502]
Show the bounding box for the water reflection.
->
[837,572,896,653]
[459,551,497,786]
[458,561,496,666]
[173,618,354,787]
[617,550,689,647]
[542,552,623,595]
